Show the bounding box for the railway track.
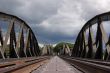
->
[60,56,110,73]
[0,56,50,73]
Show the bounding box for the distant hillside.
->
[53,42,74,53]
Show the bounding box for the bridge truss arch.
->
[0,12,40,59]
[72,12,110,60]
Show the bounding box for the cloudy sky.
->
[0,0,110,45]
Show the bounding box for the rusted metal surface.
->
[0,56,50,73]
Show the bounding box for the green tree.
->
[53,42,74,53]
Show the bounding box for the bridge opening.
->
[0,12,110,73]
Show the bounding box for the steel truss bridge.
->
[72,12,110,60]
[0,12,40,59]
[0,12,110,73]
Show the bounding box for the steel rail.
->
[0,56,50,73]
[61,56,110,73]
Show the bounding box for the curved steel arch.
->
[0,12,40,59]
[72,12,110,60]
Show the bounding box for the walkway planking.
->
[32,56,82,73]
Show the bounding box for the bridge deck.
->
[32,56,82,73]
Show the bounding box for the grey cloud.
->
[0,0,110,44]
[0,0,62,24]
[32,25,76,44]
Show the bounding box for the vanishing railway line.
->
[61,56,110,73]
[0,11,110,73]
[0,56,50,73]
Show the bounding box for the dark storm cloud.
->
[0,0,62,24]
[0,0,110,45]
[32,25,77,44]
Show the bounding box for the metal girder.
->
[0,26,4,58]
[0,12,40,59]
[9,22,18,58]
[72,12,110,61]
[95,18,103,59]
[24,29,32,57]
[87,27,97,58]
[80,31,88,58]
[62,44,70,55]
[16,26,26,57]
[29,33,36,56]
[41,45,53,56]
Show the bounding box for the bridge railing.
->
[72,12,110,60]
[0,12,40,59]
